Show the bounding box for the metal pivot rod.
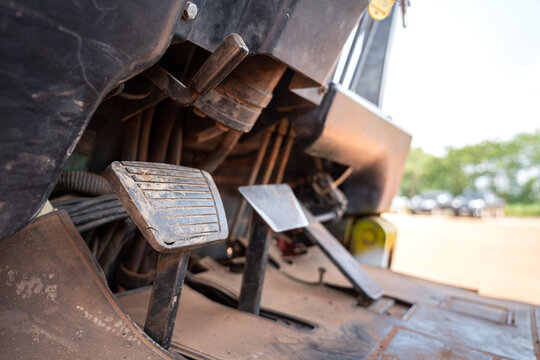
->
[238,216,270,314]
[228,125,274,242]
[260,119,289,184]
[144,251,190,349]
[274,125,294,184]
[229,119,290,243]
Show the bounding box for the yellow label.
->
[369,0,396,21]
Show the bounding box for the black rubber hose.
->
[54,171,112,196]
[76,213,130,233]
[50,197,87,208]
[69,200,123,217]
[71,206,127,225]
[66,194,118,215]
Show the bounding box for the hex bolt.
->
[182,2,198,20]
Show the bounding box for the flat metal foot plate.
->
[120,257,534,360]
[106,161,228,252]
[238,184,308,232]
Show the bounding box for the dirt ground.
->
[383,213,540,305]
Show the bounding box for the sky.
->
[381,0,540,156]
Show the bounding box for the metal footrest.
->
[106,161,228,349]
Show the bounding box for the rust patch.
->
[368,326,504,360]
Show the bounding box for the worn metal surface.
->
[238,217,271,314]
[238,184,308,233]
[191,34,249,96]
[0,0,184,241]
[293,84,412,214]
[175,0,369,85]
[144,248,540,359]
[106,161,228,252]
[302,206,383,301]
[119,250,539,359]
[145,251,190,349]
[0,211,180,359]
[143,66,194,105]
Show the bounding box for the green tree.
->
[400,148,435,197]
[400,131,540,202]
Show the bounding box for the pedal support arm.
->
[238,216,271,315]
[144,251,190,349]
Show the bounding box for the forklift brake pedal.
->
[106,161,228,349]
[106,161,228,252]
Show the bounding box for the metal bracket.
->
[144,33,248,106]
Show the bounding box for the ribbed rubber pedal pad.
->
[302,206,383,301]
[106,161,228,252]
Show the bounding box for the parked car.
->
[408,190,453,214]
[389,196,410,213]
[452,191,505,217]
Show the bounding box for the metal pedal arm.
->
[302,205,383,301]
[238,216,271,314]
[144,251,189,349]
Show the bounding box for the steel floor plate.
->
[119,248,539,359]
[0,211,179,359]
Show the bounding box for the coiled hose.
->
[54,171,112,196]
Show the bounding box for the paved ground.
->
[383,213,540,305]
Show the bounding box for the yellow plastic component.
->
[368,0,396,21]
[348,216,396,255]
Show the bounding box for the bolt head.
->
[183,2,198,20]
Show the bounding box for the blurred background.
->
[380,0,540,305]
